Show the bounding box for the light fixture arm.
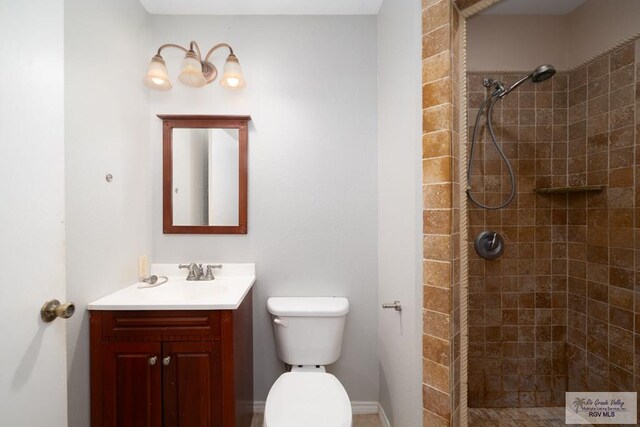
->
[205,43,234,62]
[190,41,203,60]
[156,41,233,62]
[156,43,188,56]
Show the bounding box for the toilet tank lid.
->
[267,297,349,317]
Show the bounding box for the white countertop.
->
[87,263,255,311]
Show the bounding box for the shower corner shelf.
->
[534,185,606,194]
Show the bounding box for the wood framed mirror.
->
[160,115,250,234]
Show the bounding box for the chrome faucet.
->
[179,263,204,281]
[178,263,222,281]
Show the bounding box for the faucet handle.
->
[204,264,222,281]
[179,263,198,280]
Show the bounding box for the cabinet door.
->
[163,341,222,427]
[101,342,163,427]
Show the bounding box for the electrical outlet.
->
[138,255,148,279]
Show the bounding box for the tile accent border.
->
[567,32,640,71]
[456,14,469,427]
[467,31,640,74]
[454,0,500,15]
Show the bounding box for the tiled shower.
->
[466,39,640,408]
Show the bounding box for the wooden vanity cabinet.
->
[90,290,253,427]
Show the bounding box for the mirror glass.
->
[172,128,239,226]
[161,115,249,234]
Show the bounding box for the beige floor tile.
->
[353,414,384,427]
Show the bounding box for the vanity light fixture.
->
[144,41,246,91]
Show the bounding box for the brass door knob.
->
[41,299,75,323]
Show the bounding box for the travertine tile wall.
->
[565,40,639,395]
[466,72,569,408]
[422,0,462,425]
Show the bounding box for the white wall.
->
[468,0,640,71]
[173,128,209,224]
[64,1,151,425]
[467,15,568,71]
[567,0,640,67]
[149,15,379,402]
[209,129,239,225]
[377,0,423,425]
[172,129,196,224]
[188,129,208,224]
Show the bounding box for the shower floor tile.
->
[468,407,588,426]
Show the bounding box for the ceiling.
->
[481,0,587,15]
[139,0,384,15]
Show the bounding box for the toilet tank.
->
[267,297,349,366]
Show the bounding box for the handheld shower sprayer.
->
[498,64,556,98]
[467,64,556,210]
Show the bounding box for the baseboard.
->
[378,403,391,427]
[351,401,381,414]
[253,400,382,416]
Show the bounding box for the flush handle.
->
[273,318,288,327]
[41,299,75,322]
[382,301,402,312]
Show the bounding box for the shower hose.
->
[466,91,516,210]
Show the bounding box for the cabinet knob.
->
[162,356,171,366]
[148,356,158,366]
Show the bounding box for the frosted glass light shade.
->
[220,54,246,90]
[178,51,206,88]
[144,55,172,91]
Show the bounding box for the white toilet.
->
[264,297,352,427]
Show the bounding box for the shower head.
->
[531,64,556,82]
[498,64,556,98]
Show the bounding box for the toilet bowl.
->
[263,369,351,427]
[264,297,352,427]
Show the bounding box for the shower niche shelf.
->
[534,185,606,194]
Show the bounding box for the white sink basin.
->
[151,280,229,302]
[87,263,255,311]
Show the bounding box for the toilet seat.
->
[264,372,352,427]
